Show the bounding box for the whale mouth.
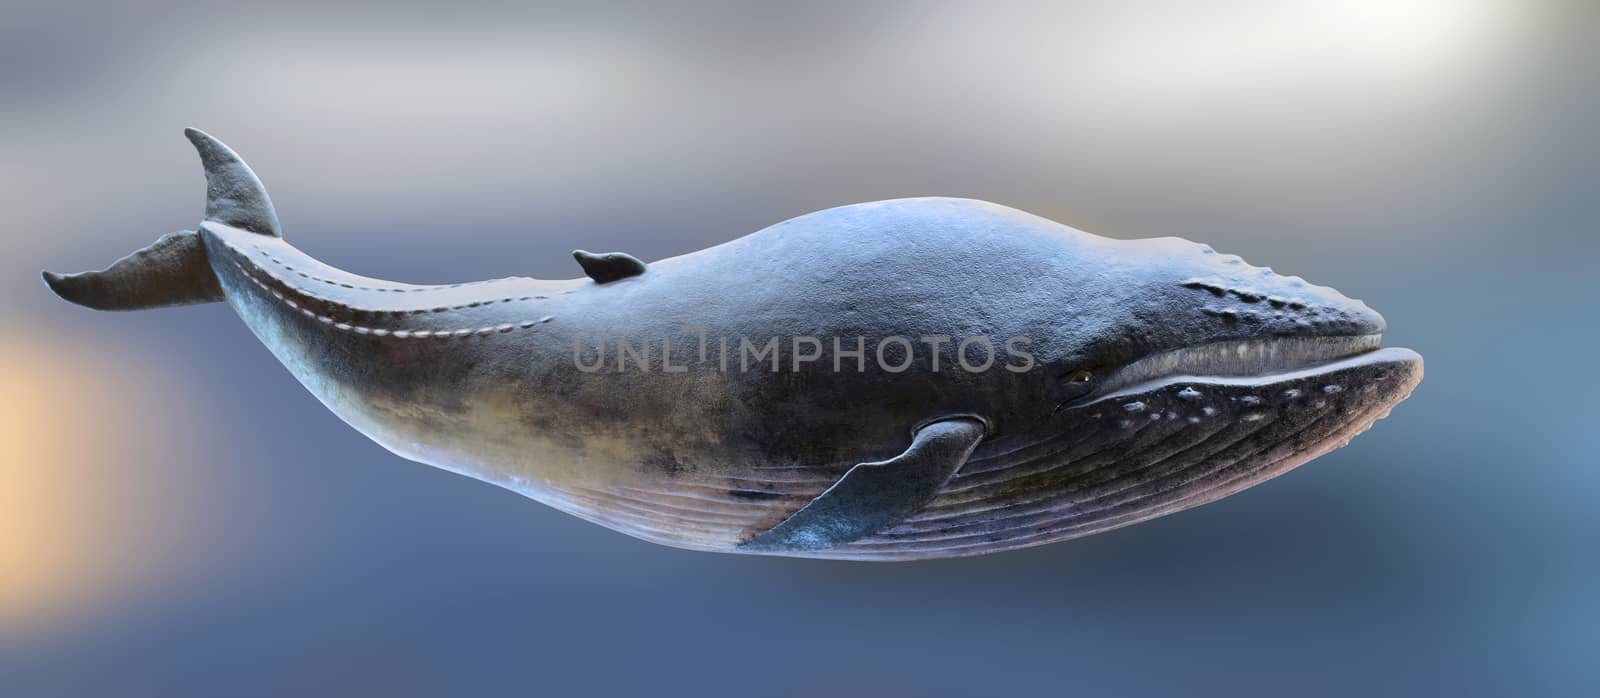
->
[842,341,1422,560]
[1088,334,1396,401]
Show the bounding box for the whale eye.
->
[1054,368,1100,412]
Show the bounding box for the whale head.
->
[1013,231,1422,523]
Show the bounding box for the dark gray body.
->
[45,131,1422,560]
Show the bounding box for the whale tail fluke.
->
[43,128,277,311]
[184,128,280,237]
[42,230,223,310]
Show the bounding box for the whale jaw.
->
[803,342,1421,560]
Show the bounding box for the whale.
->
[44,129,1422,560]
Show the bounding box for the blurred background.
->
[2,1,1595,695]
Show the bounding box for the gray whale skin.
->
[44,130,1422,560]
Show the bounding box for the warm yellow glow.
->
[0,341,151,628]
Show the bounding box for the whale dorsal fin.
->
[573,250,647,283]
[185,128,281,237]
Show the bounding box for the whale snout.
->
[1175,265,1386,340]
[1072,236,1417,419]
[1118,235,1385,343]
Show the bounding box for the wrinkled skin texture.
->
[45,131,1422,560]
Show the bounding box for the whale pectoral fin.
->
[572,250,647,283]
[740,417,987,553]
